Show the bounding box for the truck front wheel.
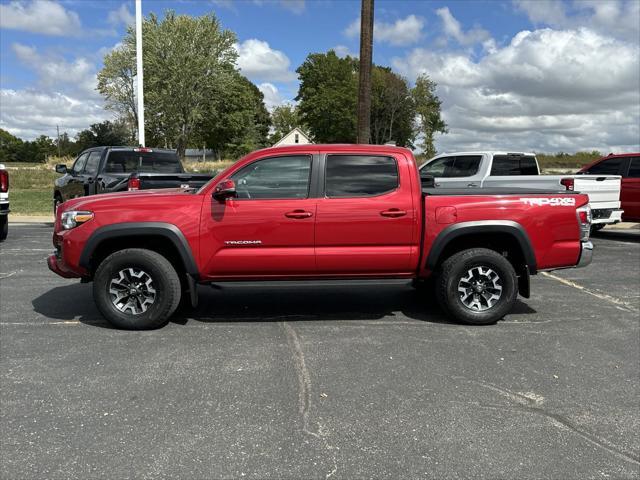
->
[93,248,182,330]
[436,248,517,325]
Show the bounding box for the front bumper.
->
[576,241,593,268]
[47,253,80,278]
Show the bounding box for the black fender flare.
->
[425,220,537,274]
[79,222,199,278]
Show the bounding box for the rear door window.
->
[105,151,182,173]
[585,157,624,175]
[491,155,538,175]
[627,157,640,178]
[325,155,398,197]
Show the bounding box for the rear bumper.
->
[47,254,80,278]
[591,208,623,224]
[576,241,593,268]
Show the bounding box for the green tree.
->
[197,72,270,158]
[296,51,358,143]
[412,74,447,158]
[75,121,130,151]
[97,42,137,138]
[0,128,24,162]
[99,11,239,157]
[269,104,302,144]
[371,67,415,147]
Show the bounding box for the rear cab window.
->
[325,155,398,197]
[105,150,183,174]
[491,155,539,176]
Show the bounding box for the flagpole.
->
[135,0,145,147]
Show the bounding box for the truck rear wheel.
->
[436,248,517,325]
[93,248,181,330]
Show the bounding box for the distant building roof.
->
[273,128,312,147]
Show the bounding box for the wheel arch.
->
[426,220,537,275]
[79,222,199,279]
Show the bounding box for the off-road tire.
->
[436,248,517,325]
[0,216,7,241]
[93,248,181,330]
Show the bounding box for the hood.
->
[60,188,194,212]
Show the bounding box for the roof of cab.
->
[251,143,414,156]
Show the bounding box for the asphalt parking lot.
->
[1,224,639,479]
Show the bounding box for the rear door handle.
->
[467,183,478,187]
[285,210,313,219]
[380,208,407,218]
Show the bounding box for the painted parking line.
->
[541,272,638,313]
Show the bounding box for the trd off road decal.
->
[520,197,576,207]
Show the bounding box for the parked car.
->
[48,144,593,330]
[53,146,215,212]
[419,152,622,228]
[0,164,8,241]
[578,153,640,223]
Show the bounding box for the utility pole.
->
[56,125,61,156]
[356,0,374,144]
[135,0,145,147]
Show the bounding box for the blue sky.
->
[1,0,639,153]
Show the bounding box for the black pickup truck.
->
[53,146,215,211]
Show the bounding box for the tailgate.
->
[573,175,621,207]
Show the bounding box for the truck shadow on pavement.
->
[591,229,640,243]
[32,282,537,329]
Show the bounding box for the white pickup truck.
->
[0,163,8,241]
[419,152,623,227]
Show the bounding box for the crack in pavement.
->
[281,322,338,479]
[457,377,640,467]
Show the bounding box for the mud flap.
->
[186,274,199,308]
[518,265,530,298]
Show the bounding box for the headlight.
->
[61,210,94,230]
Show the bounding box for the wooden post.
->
[356,0,374,144]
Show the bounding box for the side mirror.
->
[213,179,237,201]
[420,173,435,188]
[55,164,68,174]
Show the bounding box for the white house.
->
[273,128,312,147]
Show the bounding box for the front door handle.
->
[285,210,313,219]
[380,208,407,218]
[467,183,478,187]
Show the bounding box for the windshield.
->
[105,151,182,174]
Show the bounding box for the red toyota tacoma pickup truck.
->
[48,145,593,329]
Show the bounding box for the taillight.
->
[134,147,152,153]
[561,178,574,191]
[128,177,141,191]
[0,170,8,193]
[576,205,592,241]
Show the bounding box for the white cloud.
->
[436,7,491,46]
[345,14,425,46]
[514,0,640,41]
[393,27,640,153]
[234,39,296,82]
[12,43,99,100]
[0,89,111,140]
[257,83,285,110]
[0,0,81,36]
[332,45,355,58]
[107,3,135,28]
[3,43,109,140]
